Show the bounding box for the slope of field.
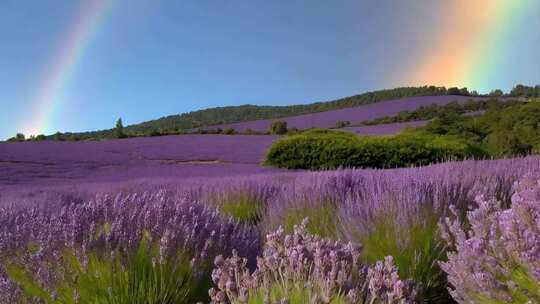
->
[205,95,482,132]
[0,135,280,188]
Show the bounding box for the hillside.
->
[51,86,457,139]
[206,95,481,133]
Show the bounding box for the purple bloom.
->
[440,173,540,303]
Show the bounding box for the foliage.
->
[420,100,540,157]
[269,120,288,135]
[114,118,127,139]
[509,84,540,97]
[224,128,237,135]
[7,133,25,142]
[209,219,417,304]
[281,203,339,239]
[489,89,504,97]
[354,209,451,303]
[264,129,485,170]
[446,87,471,96]
[361,99,516,126]
[7,233,194,303]
[440,173,540,303]
[215,191,266,225]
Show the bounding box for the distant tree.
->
[7,133,25,142]
[459,87,470,96]
[447,87,460,95]
[53,132,65,141]
[446,87,470,96]
[114,118,126,138]
[270,120,288,135]
[489,89,504,97]
[35,134,47,141]
[510,84,540,98]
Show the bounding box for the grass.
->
[7,232,207,304]
[215,191,266,225]
[355,208,451,303]
[281,201,339,239]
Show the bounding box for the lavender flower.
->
[0,191,260,301]
[440,173,540,303]
[210,218,417,303]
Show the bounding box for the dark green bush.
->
[269,120,288,135]
[264,130,485,170]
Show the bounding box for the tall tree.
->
[114,118,126,138]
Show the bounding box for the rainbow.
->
[20,0,116,136]
[402,0,532,93]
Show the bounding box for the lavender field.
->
[0,120,428,192]
[1,153,539,303]
[0,135,280,190]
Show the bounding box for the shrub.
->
[209,219,417,304]
[264,130,485,170]
[269,120,288,135]
[8,133,26,142]
[439,173,540,303]
[35,134,47,141]
[335,120,351,128]
[224,128,237,135]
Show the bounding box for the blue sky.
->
[0,0,539,139]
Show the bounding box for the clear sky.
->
[1,0,539,139]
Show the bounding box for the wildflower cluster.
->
[440,173,540,303]
[210,219,417,304]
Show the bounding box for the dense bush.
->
[264,130,485,170]
[509,84,540,97]
[422,100,540,157]
[269,120,288,135]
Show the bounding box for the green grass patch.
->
[355,209,451,303]
[215,191,265,225]
[280,202,339,239]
